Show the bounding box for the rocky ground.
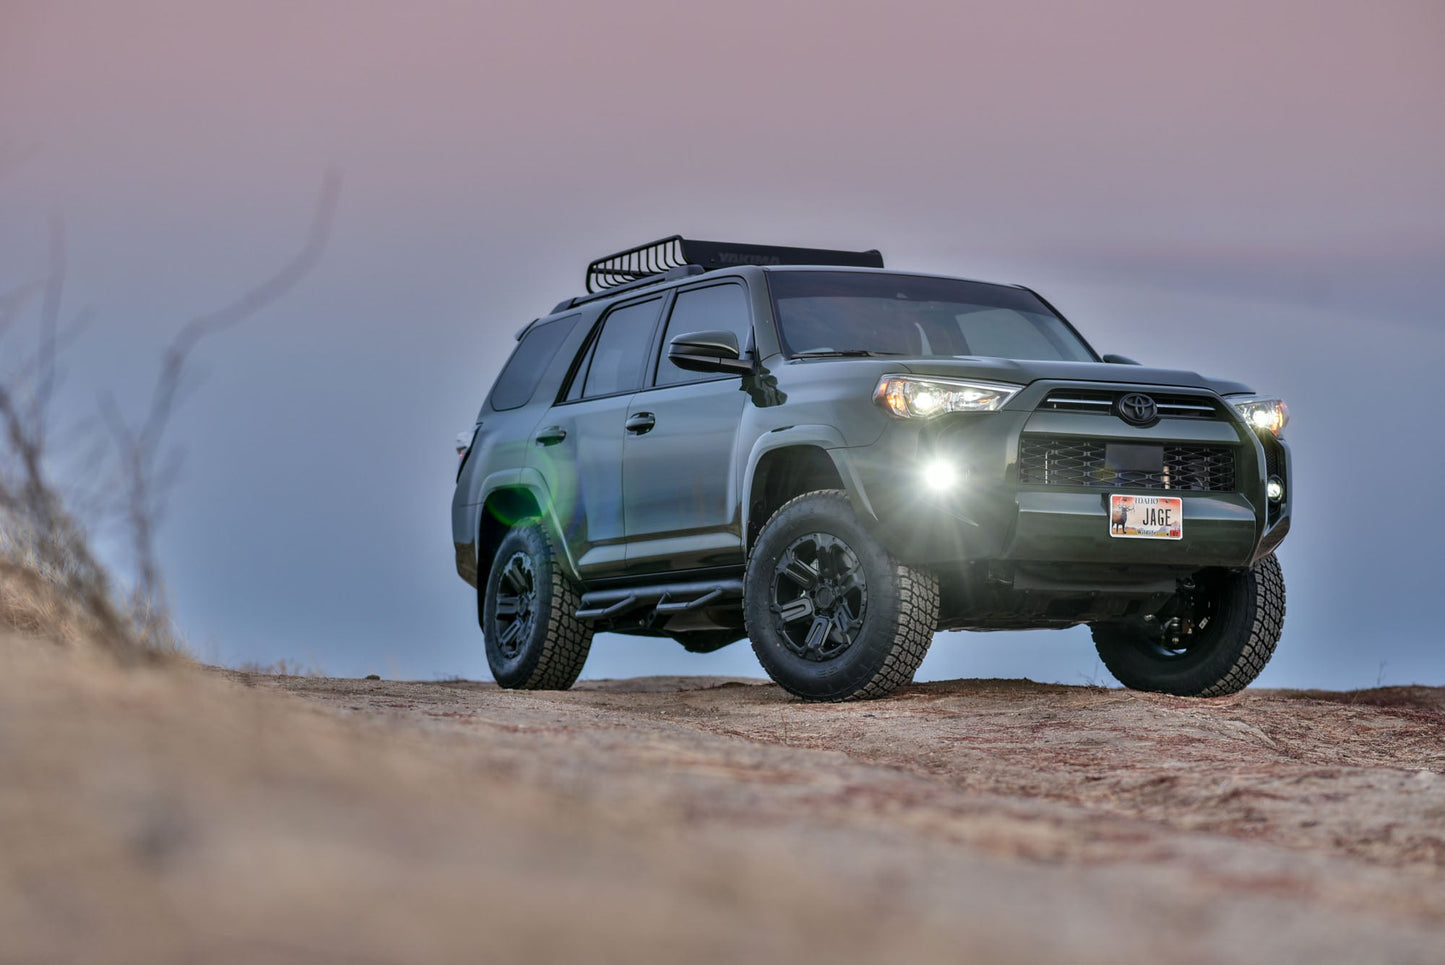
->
[3,635,1443,963]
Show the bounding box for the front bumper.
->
[831,382,1291,574]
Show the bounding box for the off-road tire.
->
[482,521,593,689]
[744,490,939,701]
[1091,554,1285,697]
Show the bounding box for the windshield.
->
[767,271,1097,362]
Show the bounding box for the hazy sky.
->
[2,0,1442,687]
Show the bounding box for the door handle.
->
[624,412,656,434]
[534,425,567,446]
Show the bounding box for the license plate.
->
[1109,494,1182,539]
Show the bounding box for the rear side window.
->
[489,314,579,411]
[580,297,663,398]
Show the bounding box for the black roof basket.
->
[585,235,884,293]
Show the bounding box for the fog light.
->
[922,458,962,492]
[1267,476,1285,503]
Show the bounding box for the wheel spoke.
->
[815,542,838,581]
[777,595,815,623]
[501,557,529,593]
[497,617,523,646]
[779,553,819,590]
[769,531,869,663]
[494,596,521,616]
[803,616,830,655]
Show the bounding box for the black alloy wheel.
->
[482,521,593,690]
[491,551,537,660]
[1091,554,1285,697]
[744,490,938,702]
[771,532,869,662]
[1118,573,1226,662]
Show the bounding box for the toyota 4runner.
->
[452,236,1290,701]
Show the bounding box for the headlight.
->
[1228,396,1289,436]
[874,375,1021,419]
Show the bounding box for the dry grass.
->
[0,557,183,663]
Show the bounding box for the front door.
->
[623,281,754,575]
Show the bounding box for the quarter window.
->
[489,314,579,411]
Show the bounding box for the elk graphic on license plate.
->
[1109,494,1183,540]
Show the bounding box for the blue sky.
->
[2,0,1441,687]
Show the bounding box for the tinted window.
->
[653,284,753,386]
[489,314,579,410]
[768,271,1095,362]
[953,307,1072,360]
[581,297,662,398]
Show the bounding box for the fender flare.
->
[740,425,879,544]
[474,467,582,582]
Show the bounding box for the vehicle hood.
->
[894,357,1253,397]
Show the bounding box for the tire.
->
[481,521,593,689]
[744,490,939,701]
[1091,554,1286,697]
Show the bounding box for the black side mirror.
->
[667,330,753,374]
[1102,353,1142,365]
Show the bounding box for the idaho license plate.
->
[1108,494,1183,539]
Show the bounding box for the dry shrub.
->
[0,169,338,663]
[0,558,180,663]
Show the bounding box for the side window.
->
[653,283,753,387]
[488,314,579,411]
[580,297,663,398]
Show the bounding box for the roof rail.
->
[585,235,884,293]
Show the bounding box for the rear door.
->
[622,281,754,575]
[529,295,664,580]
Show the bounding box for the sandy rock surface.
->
[3,637,1443,964]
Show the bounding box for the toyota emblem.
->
[1116,393,1159,426]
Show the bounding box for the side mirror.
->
[667,330,753,375]
[1102,353,1142,365]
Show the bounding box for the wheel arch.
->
[742,428,877,552]
[474,469,579,594]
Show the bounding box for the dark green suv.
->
[452,237,1290,701]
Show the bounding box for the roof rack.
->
[584,235,884,293]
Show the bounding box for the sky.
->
[1,0,1442,687]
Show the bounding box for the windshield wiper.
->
[791,348,907,358]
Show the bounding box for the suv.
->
[452,237,1290,701]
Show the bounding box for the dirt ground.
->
[3,634,1444,964]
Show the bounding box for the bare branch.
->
[111,167,343,629]
[139,168,342,462]
[32,213,65,447]
[3,165,342,661]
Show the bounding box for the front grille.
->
[1039,390,1114,413]
[1039,390,1221,420]
[1019,437,1236,491]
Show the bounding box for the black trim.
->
[585,236,883,294]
